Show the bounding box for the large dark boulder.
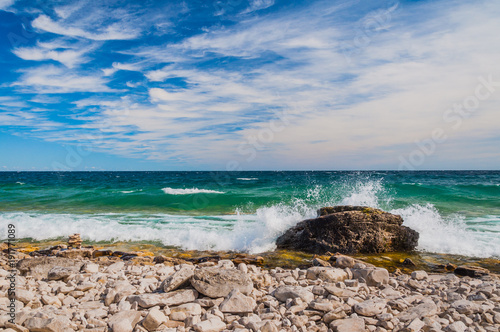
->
[276,206,419,254]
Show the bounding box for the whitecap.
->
[161,187,225,195]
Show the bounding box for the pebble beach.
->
[2,244,499,332]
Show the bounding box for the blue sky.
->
[0,0,499,170]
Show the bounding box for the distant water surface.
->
[1,171,499,257]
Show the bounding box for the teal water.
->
[0,171,499,257]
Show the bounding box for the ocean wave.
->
[237,178,258,181]
[119,189,142,194]
[161,187,225,195]
[0,202,316,253]
[2,177,498,258]
[391,204,500,258]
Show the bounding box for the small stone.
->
[24,316,72,332]
[193,317,226,332]
[82,263,99,273]
[333,255,356,268]
[142,307,167,331]
[353,268,389,287]
[312,257,331,267]
[274,285,314,303]
[4,322,29,332]
[353,299,386,316]
[411,271,428,280]
[47,266,72,280]
[444,321,467,332]
[219,289,256,314]
[397,301,438,322]
[237,263,248,273]
[128,289,198,308]
[15,289,35,304]
[402,258,416,266]
[41,294,61,307]
[405,318,425,332]
[108,310,142,332]
[330,317,365,332]
[160,265,195,292]
[191,267,253,298]
[344,279,358,287]
[451,300,481,315]
[260,321,279,332]
[170,303,202,321]
[105,261,125,273]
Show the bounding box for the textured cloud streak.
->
[1,0,500,170]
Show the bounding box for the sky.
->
[0,0,499,171]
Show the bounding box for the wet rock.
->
[276,206,419,254]
[454,265,489,278]
[191,267,253,298]
[312,257,331,267]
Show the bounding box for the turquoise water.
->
[0,171,499,257]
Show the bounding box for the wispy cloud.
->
[0,0,15,11]
[13,40,93,68]
[2,0,500,169]
[13,65,114,94]
[32,13,139,41]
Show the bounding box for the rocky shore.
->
[1,248,499,332]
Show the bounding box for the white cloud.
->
[32,14,139,40]
[102,62,143,76]
[13,41,91,68]
[4,0,500,169]
[0,0,14,11]
[13,65,114,94]
[242,0,275,14]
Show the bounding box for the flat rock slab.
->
[190,267,253,298]
[16,257,84,279]
[353,299,386,316]
[219,289,256,313]
[330,317,365,332]
[128,289,198,308]
[161,265,195,292]
[273,285,314,303]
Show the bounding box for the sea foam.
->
[2,179,498,258]
[161,187,225,195]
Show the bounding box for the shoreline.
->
[2,243,500,331]
[8,239,500,274]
